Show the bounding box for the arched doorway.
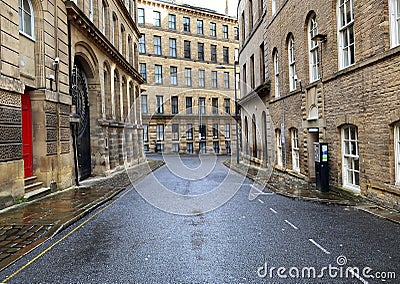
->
[72,62,91,180]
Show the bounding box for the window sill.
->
[19,31,35,42]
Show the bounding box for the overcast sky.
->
[181,0,239,17]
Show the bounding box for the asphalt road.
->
[1,155,399,283]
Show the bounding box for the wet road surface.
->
[1,156,399,283]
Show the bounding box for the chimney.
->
[225,0,229,14]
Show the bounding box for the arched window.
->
[288,36,296,91]
[18,0,34,38]
[308,16,320,82]
[273,51,280,98]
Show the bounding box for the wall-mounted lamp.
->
[311,34,327,42]
[49,74,55,91]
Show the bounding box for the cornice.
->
[65,2,144,84]
[138,0,238,23]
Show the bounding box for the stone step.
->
[24,176,38,186]
[24,181,44,193]
[24,187,51,202]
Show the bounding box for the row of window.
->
[272,0,400,98]
[143,123,231,143]
[144,140,232,154]
[139,64,231,89]
[275,124,400,190]
[138,8,239,40]
[141,95,232,115]
[139,35,232,63]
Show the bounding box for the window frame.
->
[224,72,230,89]
[139,34,146,54]
[210,22,217,37]
[308,16,320,82]
[198,69,205,88]
[222,25,229,39]
[198,42,204,61]
[156,95,164,114]
[225,123,231,139]
[389,0,400,47]
[197,20,204,34]
[342,125,360,191]
[154,65,163,85]
[274,51,280,97]
[184,68,192,87]
[18,0,34,39]
[169,38,177,58]
[153,11,161,27]
[139,63,147,82]
[143,124,149,142]
[224,98,231,114]
[288,36,296,91]
[337,0,355,70]
[211,71,218,88]
[276,130,283,167]
[153,35,162,55]
[141,95,148,114]
[138,8,145,24]
[156,124,164,141]
[168,14,176,30]
[186,97,193,114]
[186,124,193,140]
[199,97,206,115]
[211,44,217,62]
[170,66,178,86]
[223,47,229,64]
[395,124,400,185]
[212,98,218,115]
[183,17,190,32]
[172,124,179,141]
[291,128,300,172]
[184,40,191,59]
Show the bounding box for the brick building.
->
[0,0,144,209]
[137,0,239,154]
[239,0,400,210]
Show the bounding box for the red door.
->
[21,90,33,177]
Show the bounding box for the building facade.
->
[239,0,400,210]
[0,0,144,209]
[137,0,239,154]
[237,0,271,167]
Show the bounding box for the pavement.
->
[224,159,400,225]
[0,159,164,271]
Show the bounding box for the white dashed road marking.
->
[309,239,331,254]
[284,220,299,230]
[269,208,278,214]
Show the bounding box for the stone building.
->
[0,0,144,209]
[237,0,271,167]
[137,0,239,154]
[239,0,400,210]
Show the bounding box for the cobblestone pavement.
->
[0,159,164,271]
[224,159,400,224]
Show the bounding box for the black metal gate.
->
[72,63,91,180]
